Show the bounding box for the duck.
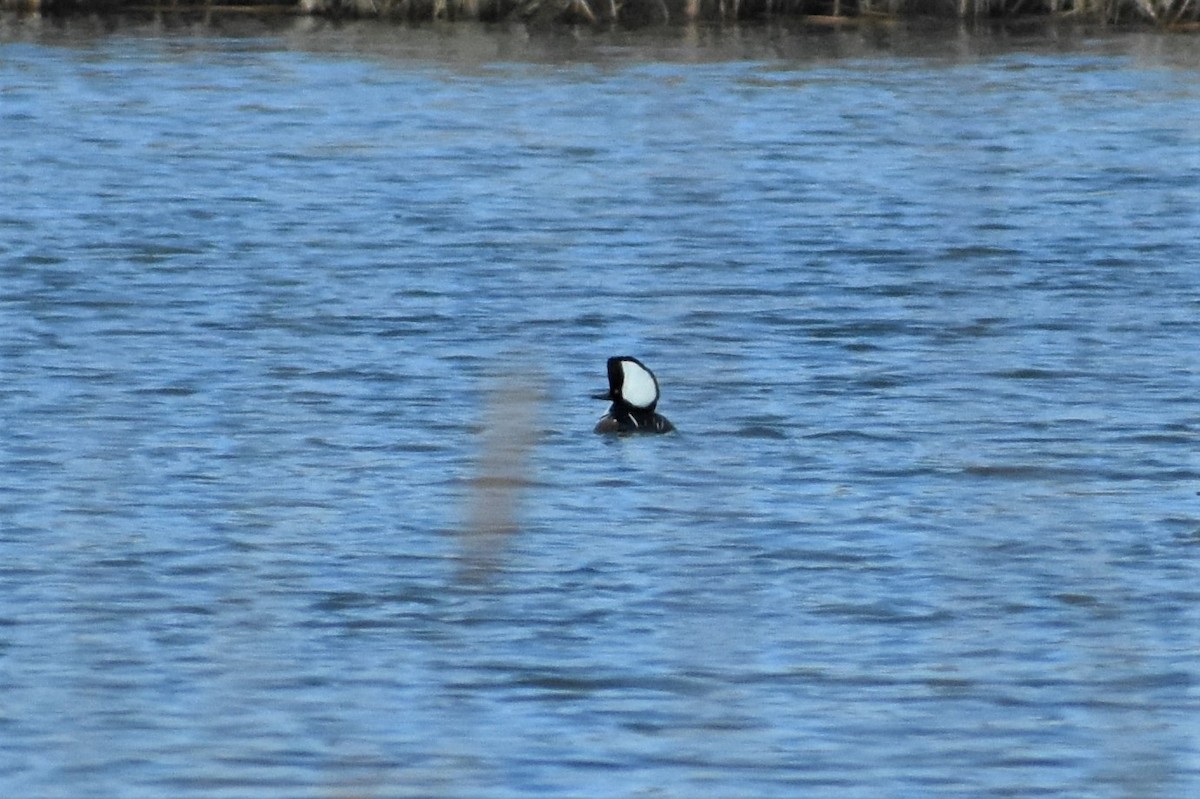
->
[592,356,674,435]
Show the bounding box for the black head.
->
[591,356,661,413]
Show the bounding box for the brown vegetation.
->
[6,0,1198,28]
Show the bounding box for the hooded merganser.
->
[592,356,675,435]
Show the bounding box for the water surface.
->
[2,16,1199,799]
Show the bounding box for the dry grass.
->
[288,0,1198,23]
[8,0,1197,34]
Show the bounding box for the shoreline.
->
[4,0,1198,27]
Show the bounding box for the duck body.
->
[594,408,675,435]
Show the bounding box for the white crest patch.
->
[619,359,659,409]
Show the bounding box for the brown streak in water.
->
[458,367,543,584]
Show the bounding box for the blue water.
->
[2,15,1199,798]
